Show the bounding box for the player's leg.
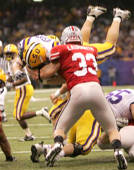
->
[81,5,107,43]
[120,126,134,160]
[20,84,50,121]
[0,122,15,161]
[106,8,131,45]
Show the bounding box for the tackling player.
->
[3,44,50,141]
[30,85,101,163]
[28,25,127,169]
[24,6,131,81]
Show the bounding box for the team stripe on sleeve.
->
[50,52,60,60]
[49,99,68,119]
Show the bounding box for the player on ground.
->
[28,25,127,169]
[97,89,134,161]
[0,69,15,161]
[3,44,50,141]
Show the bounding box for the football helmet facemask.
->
[23,42,47,69]
[4,44,19,61]
[61,26,82,45]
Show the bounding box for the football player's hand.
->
[26,66,39,80]
[50,93,59,104]
[7,75,14,82]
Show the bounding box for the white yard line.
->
[3,123,51,127]
[0,149,112,154]
[7,136,51,140]
[7,88,58,95]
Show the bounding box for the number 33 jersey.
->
[106,89,134,120]
[50,44,99,90]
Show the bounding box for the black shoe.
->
[6,156,16,162]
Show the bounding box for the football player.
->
[0,69,8,122]
[97,89,134,161]
[30,88,101,163]
[3,44,50,141]
[24,6,131,81]
[18,34,60,69]
[0,69,15,161]
[29,25,127,169]
[81,6,131,64]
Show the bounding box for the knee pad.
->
[71,143,83,157]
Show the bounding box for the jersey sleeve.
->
[50,45,62,61]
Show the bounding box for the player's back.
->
[50,44,99,90]
[106,89,134,119]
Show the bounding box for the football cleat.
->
[46,142,63,167]
[114,149,127,170]
[113,8,131,21]
[40,107,51,123]
[87,6,107,18]
[31,142,44,163]
[19,135,35,142]
[6,156,16,162]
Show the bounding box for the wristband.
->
[54,89,61,98]
[38,69,43,82]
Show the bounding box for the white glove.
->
[116,117,128,128]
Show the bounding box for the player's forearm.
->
[40,63,60,80]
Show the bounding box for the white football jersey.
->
[106,89,134,120]
[0,86,7,106]
[18,35,60,59]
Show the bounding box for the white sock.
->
[25,128,32,136]
[36,110,42,116]
[86,16,95,22]
[113,17,121,23]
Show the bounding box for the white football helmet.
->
[61,26,82,45]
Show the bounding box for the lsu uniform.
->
[49,97,101,155]
[11,65,34,120]
[18,35,60,60]
[83,42,116,64]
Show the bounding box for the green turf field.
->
[1,86,134,170]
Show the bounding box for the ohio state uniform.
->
[50,44,99,90]
[50,44,118,137]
